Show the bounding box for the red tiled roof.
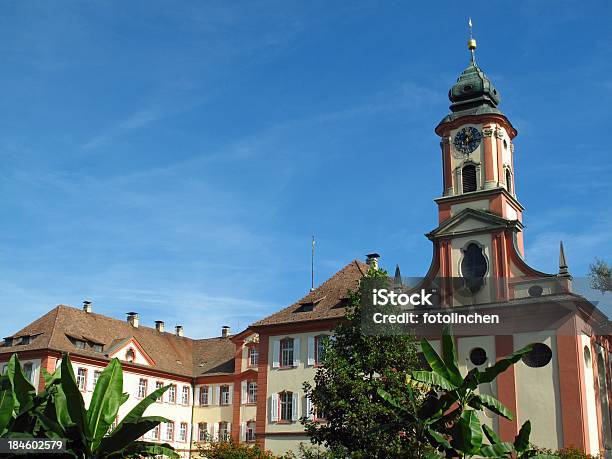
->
[250,260,368,328]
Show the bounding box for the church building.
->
[1,35,610,457]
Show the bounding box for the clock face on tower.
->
[453,127,482,155]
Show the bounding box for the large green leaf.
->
[472,394,514,420]
[119,441,180,459]
[514,420,531,452]
[59,355,90,443]
[115,384,170,429]
[6,354,35,413]
[482,423,502,445]
[0,384,15,435]
[479,442,514,458]
[441,326,462,386]
[420,339,452,383]
[478,345,532,384]
[99,416,170,455]
[87,358,123,450]
[427,427,451,449]
[409,371,456,391]
[452,410,483,455]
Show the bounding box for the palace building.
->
[1,36,610,457]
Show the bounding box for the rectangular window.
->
[92,343,103,353]
[165,421,174,441]
[168,385,176,404]
[198,422,208,442]
[280,392,293,421]
[220,385,230,405]
[93,370,101,388]
[21,336,31,345]
[280,338,294,367]
[248,346,259,366]
[315,335,327,365]
[23,363,33,383]
[179,422,188,442]
[181,386,190,405]
[247,381,257,404]
[75,340,86,350]
[138,378,148,398]
[218,422,229,441]
[199,386,209,405]
[155,381,164,402]
[148,424,160,440]
[76,368,87,390]
[246,421,256,442]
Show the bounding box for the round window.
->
[463,84,473,93]
[522,343,552,368]
[469,347,487,366]
[528,285,543,297]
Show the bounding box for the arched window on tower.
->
[462,165,477,193]
[506,169,513,194]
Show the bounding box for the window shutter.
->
[227,422,231,435]
[215,386,221,405]
[306,395,314,420]
[270,394,279,422]
[307,337,315,366]
[293,338,300,367]
[212,422,218,441]
[240,422,246,442]
[207,422,214,438]
[241,381,247,404]
[228,385,232,404]
[291,392,299,421]
[272,340,280,368]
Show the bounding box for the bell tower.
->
[426,25,536,304]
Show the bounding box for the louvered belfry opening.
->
[506,169,513,194]
[462,164,477,193]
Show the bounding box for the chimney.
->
[83,300,92,313]
[175,325,184,337]
[127,312,139,328]
[155,320,165,333]
[222,326,231,338]
[366,253,380,270]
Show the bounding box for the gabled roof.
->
[250,260,368,328]
[0,305,235,378]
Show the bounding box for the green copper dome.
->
[438,61,504,124]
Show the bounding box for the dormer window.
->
[125,349,136,363]
[75,340,86,350]
[21,335,31,345]
[92,343,103,353]
[3,337,13,347]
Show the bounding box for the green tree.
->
[302,266,424,458]
[0,353,178,459]
[589,258,611,294]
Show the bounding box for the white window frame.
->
[199,386,209,405]
[181,386,190,405]
[179,422,188,442]
[76,367,87,391]
[220,385,231,405]
[138,378,148,398]
[168,385,176,404]
[280,338,294,367]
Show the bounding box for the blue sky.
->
[1,1,610,339]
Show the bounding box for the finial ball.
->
[468,38,477,50]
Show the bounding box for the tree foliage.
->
[0,353,178,459]
[302,266,424,458]
[589,258,612,294]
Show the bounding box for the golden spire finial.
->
[467,17,477,64]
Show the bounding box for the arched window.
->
[462,164,477,193]
[125,349,135,363]
[461,243,487,293]
[506,169,513,194]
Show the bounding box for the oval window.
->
[522,343,552,368]
[461,243,487,293]
[469,347,487,366]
